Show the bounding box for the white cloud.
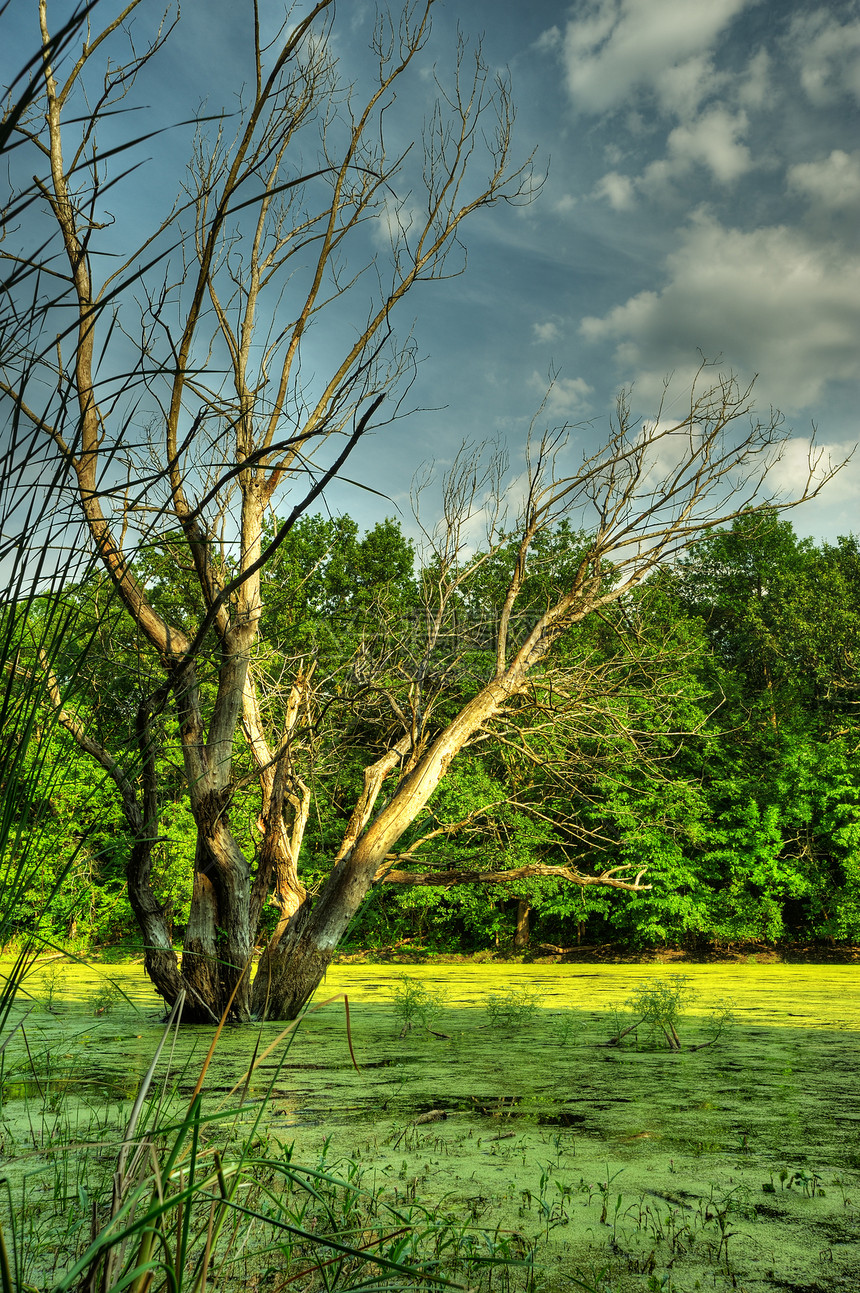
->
[533,320,561,344]
[559,0,751,116]
[620,107,751,202]
[765,435,859,507]
[789,10,860,107]
[346,3,373,35]
[553,193,578,214]
[593,170,636,209]
[371,198,421,249]
[530,371,594,418]
[787,149,860,212]
[580,213,860,411]
[736,47,770,109]
[633,418,712,490]
[656,54,726,119]
[662,107,751,183]
[534,24,563,54]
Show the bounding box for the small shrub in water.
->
[625,976,694,1049]
[485,982,543,1030]
[37,961,66,1014]
[91,982,122,1016]
[391,974,448,1035]
[553,1011,579,1044]
[703,999,735,1046]
[609,976,735,1051]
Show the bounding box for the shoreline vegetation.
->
[15,940,857,971]
[331,941,860,965]
[12,512,860,983]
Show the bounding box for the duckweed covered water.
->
[2,957,858,1291]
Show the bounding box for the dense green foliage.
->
[9,511,860,954]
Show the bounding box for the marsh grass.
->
[0,987,530,1293]
[2,962,858,1293]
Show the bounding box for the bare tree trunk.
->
[245,669,310,939]
[251,874,367,1020]
[181,812,254,1022]
[255,676,522,1016]
[173,646,256,1020]
[126,838,184,1005]
[514,900,531,950]
[131,685,185,1003]
[181,843,222,1022]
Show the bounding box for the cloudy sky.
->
[352,0,860,543]
[6,0,860,544]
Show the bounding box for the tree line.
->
[11,508,859,962]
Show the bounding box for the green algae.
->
[1,958,858,1291]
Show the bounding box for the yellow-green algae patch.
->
[1,958,858,1291]
[317,960,860,1029]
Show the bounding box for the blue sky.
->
[5,0,860,547]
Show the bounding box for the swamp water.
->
[1,958,858,1291]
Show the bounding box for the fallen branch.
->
[596,1018,643,1047]
[377,862,650,893]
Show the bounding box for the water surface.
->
[2,957,858,1291]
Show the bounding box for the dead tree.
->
[1,3,837,1020]
[253,377,835,1016]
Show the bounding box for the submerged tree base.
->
[252,937,336,1020]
